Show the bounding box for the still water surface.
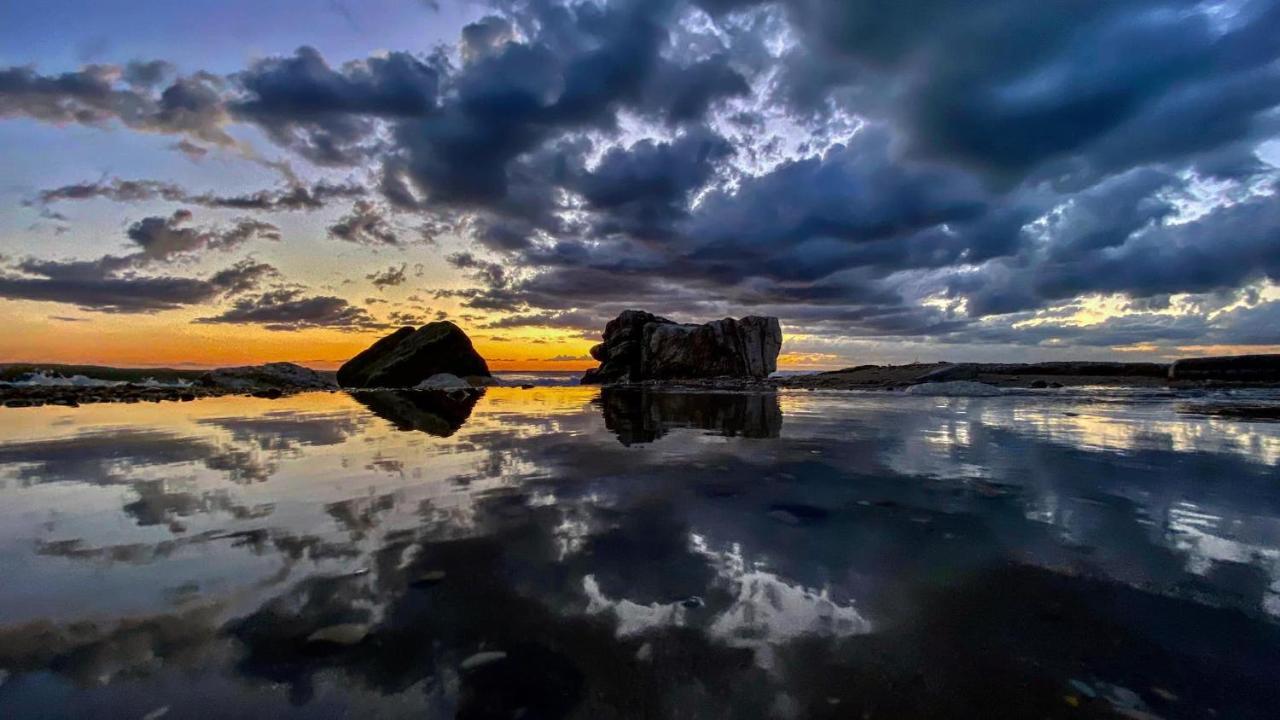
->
[1,387,1278,718]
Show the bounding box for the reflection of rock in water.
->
[351,390,480,437]
[596,388,782,445]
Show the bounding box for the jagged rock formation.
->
[581,311,781,384]
[337,322,490,388]
[1168,354,1280,382]
[198,362,335,390]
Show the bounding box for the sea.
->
[1,383,1279,718]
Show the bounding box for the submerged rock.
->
[337,322,491,388]
[904,381,1004,397]
[581,310,781,384]
[414,373,471,390]
[198,362,334,390]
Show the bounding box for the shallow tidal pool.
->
[1,386,1279,718]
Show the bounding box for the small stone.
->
[680,596,705,609]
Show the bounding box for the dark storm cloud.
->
[5,0,1280,352]
[232,46,441,165]
[382,0,750,223]
[571,126,734,238]
[33,176,367,211]
[0,63,235,145]
[195,288,382,331]
[732,0,1280,184]
[953,179,1280,317]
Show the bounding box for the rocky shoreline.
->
[776,359,1280,391]
[0,361,336,408]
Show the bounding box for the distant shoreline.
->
[3,358,1280,410]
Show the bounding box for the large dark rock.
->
[1168,354,1280,382]
[581,310,781,384]
[337,322,490,389]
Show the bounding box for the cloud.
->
[232,45,441,165]
[125,209,280,262]
[0,257,277,313]
[195,288,382,331]
[366,263,407,289]
[33,177,366,211]
[0,211,280,312]
[328,200,404,245]
[5,0,1280,356]
[0,63,235,146]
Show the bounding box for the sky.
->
[1,0,1279,371]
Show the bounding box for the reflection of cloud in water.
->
[584,531,869,670]
[197,409,366,451]
[1,389,1280,716]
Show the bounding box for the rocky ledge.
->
[0,362,336,408]
[581,310,782,384]
[779,356,1280,390]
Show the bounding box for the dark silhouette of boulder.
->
[581,311,781,384]
[352,389,481,437]
[1168,354,1280,382]
[337,322,490,388]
